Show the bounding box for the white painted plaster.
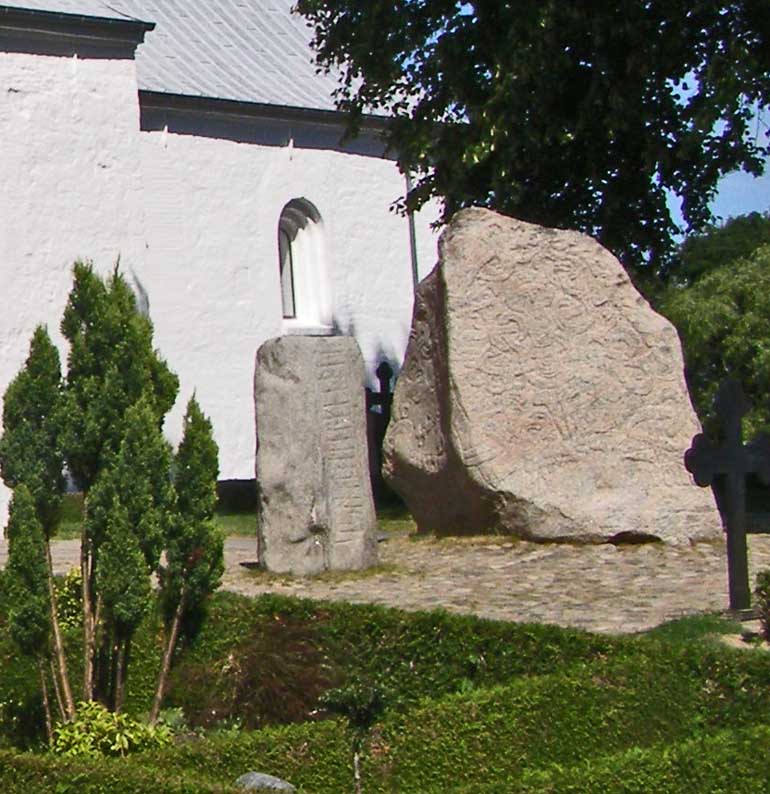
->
[0,45,440,527]
[0,48,149,525]
[135,127,439,484]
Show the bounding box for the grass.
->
[58,492,85,539]
[243,562,402,586]
[376,499,417,535]
[640,613,744,644]
[57,492,257,539]
[59,491,408,540]
[214,509,257,536]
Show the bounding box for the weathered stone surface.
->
[383,208,721,544]
[254,336,379,573]
[235,771,296,792]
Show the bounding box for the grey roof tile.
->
[2,1,342,111]
[111,0,341,111]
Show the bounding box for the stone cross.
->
[684,379,770,610]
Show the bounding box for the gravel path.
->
[3,534,769,635]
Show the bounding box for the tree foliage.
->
[151,397,223,724]
[164,396,222,615]
[0,326,65,536]
[660,242,770,437]
[0,261,220,734]
[86,399,175,575]
[5,486,51,660]
[668,210,770,285]
[0,330,75,722]
[60,262,178,492]
[297,0,770,270]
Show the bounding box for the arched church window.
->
[277,198,331,332]
[278,226,295,318]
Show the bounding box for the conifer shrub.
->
[0,261,223,736]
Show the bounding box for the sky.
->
[691,105,769,226]
[711,166,770,222]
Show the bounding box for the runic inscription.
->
[685,379,770,610]
[318,348,366,543]
[383,208,720,542]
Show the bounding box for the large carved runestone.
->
[254,336,378,574]
[383,208,720,544]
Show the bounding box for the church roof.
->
[0,1,132,19]
[2,1,341,112]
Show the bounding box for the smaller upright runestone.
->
[254,336,378,573]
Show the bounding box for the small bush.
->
[171,613,336,729]
[52,701,173,758]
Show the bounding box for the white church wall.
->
[135,124,439,483]
[413,200,443,282]
[0,46,151,525]
[0,42,441,527]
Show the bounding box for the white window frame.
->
[277,198,332,335]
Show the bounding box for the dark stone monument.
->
[685,379,770,611]
[365,360,394,498]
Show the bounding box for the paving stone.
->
[2,533,769,635]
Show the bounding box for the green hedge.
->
[164,592,622,722]
[3,586,747,743]
[358,655,697,792]
[357,646,770,793]
[3,647,770,794]
[0,750,234,794]
[0,719,351,794]
[454,725,770,793]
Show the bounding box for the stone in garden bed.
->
[235,771,296,791]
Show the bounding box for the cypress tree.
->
[60,262,178,490]
[5,485,56,739]
[1,264,221,729]
[95,496,152,712]
[0,326,65,531]
[86,399,174,706]
[150,396,222,724]
[59,261,178,699]
[0,327,74,720]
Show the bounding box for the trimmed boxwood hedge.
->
[454,725,770,793]
[162,592,624,723]
[1,588,625,742]
[0,751,233,794]
[354,647,770,794]
[3,587,770,793]
[4,720,769,794]
[0,719,351,794]
[5,644,766,794]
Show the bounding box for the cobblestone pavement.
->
[4,534,770,635]
[220,534,770,634]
